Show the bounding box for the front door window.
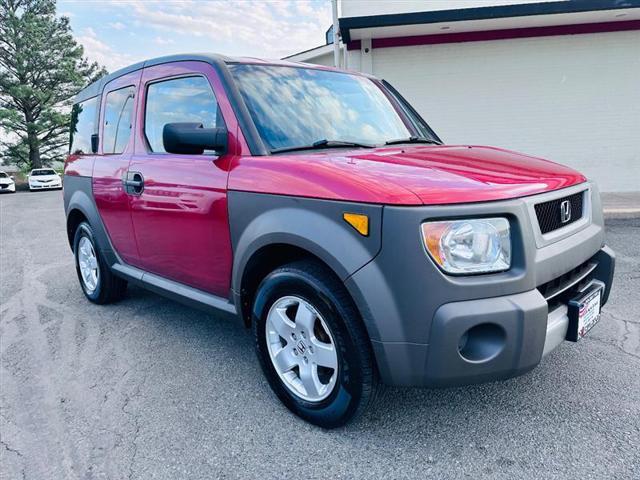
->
[144,76,221,154]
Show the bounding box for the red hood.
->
[229,145,586,205]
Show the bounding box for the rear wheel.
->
[73,221,127,304]
[253,260,377,428]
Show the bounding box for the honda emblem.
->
[560,200,571,224]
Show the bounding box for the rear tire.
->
[73,221,127,304]
[253,259,377,428]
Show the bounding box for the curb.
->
[603,208,640,219]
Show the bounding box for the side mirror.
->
[91,133,99,154]
[10,175,14,180]
[163,123,227,155]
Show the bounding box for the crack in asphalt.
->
[1,439,23,458]
[607,310,640,325]
[121,367,151,480]
[588,335,640,361]
[1,439,26,480]
[620,320,640,358]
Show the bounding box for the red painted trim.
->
[346,19,640,50]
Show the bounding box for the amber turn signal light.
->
[343,213,369,236]
[421,222,449,266]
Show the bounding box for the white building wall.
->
[340,0,558,18]
[354,30,640,192]
[302,51,334,67]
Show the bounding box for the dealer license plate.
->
[567,284,603,342]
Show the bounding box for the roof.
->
[76,53,227,103]
[339,0,640,42]
[74,53,350,103]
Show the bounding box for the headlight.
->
[421,217,511,274]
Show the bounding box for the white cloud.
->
[112,0,332,58]
[66,0,332,71]
[154,36,174,45]
[76,27,136,72]
[295,1,317,17]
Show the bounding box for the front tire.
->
[253,260,377,428]
[73,221,127,304]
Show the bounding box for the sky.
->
[57,0,333,72]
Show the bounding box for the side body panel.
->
[65,155,95,178]
[127,61,239,297]
[92,70,142,265]
[64,175,239,318]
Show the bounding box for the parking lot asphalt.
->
[1,190,639,480]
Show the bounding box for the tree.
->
[0,0,106,170]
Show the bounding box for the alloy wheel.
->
[78,236,99,293]
[265,295,338,402]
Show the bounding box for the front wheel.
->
[253,260,377,428]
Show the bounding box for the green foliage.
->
[0,0,107,169]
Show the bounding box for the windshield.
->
[31,169,56,176]
[229,64,422,152]
[0,172,7,178]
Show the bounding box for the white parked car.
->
[0,171,16,193]
[28,168,62,191]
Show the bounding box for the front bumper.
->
[0,183,15,192]
[393,247,613,387]
[345,182,615,387]
[29,181,61,190]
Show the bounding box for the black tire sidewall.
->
[253,268,367,428]
[73,222,104,302]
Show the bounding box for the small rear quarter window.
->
[69,96,98,155]
[103,86,136,154]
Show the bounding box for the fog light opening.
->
[458,323,506,363]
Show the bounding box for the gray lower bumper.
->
[363,245,615,387]
[542,305,571,357]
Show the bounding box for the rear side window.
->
[144,76,220,153]
[103,86,136,154]
[69,96,98,155]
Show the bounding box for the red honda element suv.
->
[64,54,615,428]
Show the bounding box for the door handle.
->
[123,171,144,195]
[124,178,143,188]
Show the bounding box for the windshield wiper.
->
[271,139,376,154]
[385,136,441,146]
